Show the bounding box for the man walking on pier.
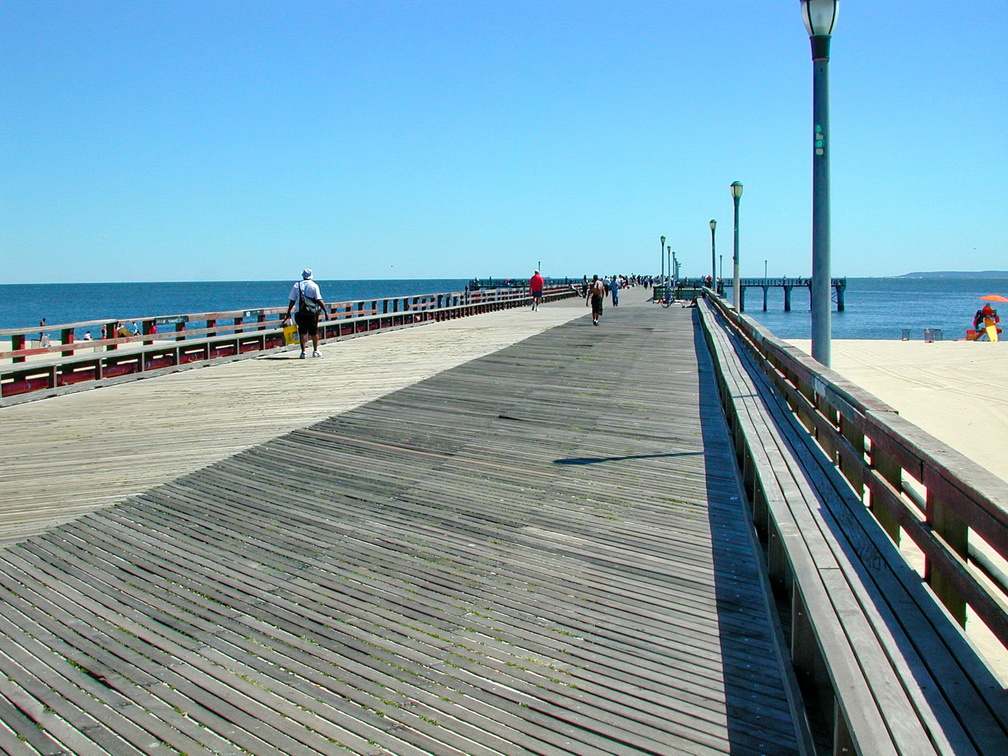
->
[285,269,328,358]
[530,269,544,311]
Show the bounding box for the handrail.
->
[2,284,573,363]
[2,284,578,404]
[704,288,1008,651]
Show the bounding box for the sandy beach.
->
[786,339,1008,485]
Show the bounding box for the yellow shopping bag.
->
[283,323,299,346]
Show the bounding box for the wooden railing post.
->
[927,490,969,626]
[870,449,902,544]
[104,322,118,350]
[11,333,26,363]
[60,328,75,357]
[839,414,865,498]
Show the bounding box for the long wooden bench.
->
[697,298,1008,755]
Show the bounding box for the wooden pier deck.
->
[0,293,805,754]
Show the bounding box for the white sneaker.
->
[299,351,307,359]
[312,350,322,358]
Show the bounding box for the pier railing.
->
[0,284,577,404]
[705,289,1008,649]
[722,276,848,312]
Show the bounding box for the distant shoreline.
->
[900,270,1008,279]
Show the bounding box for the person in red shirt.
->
[586,275,606,325]
[529,269,545,311]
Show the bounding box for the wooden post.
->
[105,322,118,350]
[870,448,902,544]
[60,328,75,357]
[838,414,864,498]
[926,490,968,626]
[12,333,26,362]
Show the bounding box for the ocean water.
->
[0,279,469,334]
[744,276,1008,341]
[1,276,1006,340]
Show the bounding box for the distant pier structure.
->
[722,276,847,313]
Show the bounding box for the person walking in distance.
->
[586,274,606,325]
[529,269,544,311]
[285,268,328,358]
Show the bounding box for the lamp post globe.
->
[801,0,839,37]
[730,182,743,311]
[802,0,838,366]
[709,219,717,290]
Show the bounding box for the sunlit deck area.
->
[0,292,805,754]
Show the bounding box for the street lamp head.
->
[801,0,839,37]
[660,235,665,247]
[730,181,743,200]
[709,219,717,231]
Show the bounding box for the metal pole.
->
[710,222,716,287]
[660,236,665,284]
[810,34,832,366]
[732,197,741,311]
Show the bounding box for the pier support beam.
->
[784,286,793,312]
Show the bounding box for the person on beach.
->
[586,275,606,325]
[972,304,1001,339]
[529,269,544,311]
[285,269,328,358]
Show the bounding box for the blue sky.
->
[1,1,1005,283]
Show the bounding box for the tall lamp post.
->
[730,181,743,310]
[802,0,838,366]
[667,246,673,287]
[709,219,717,288]
[660,235,666,284]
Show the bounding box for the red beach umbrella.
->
[980,295,1008,302]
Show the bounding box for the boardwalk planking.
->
[0,299,590,548]
[0,298,803,754]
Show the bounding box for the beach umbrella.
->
[980,295,1008,302]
